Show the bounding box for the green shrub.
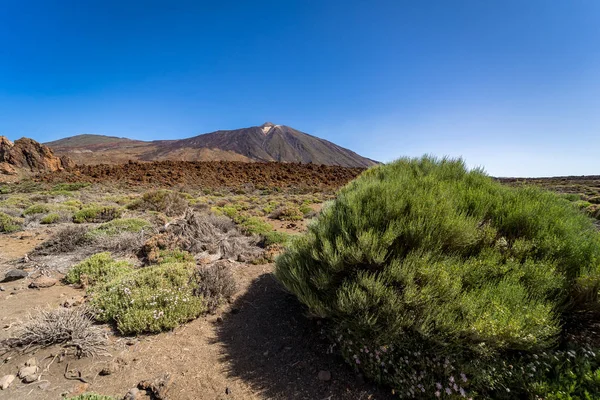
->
[271,204,304,221]
[0,211,22,233]
[86,218,152,238]
[66,394,115,400]
[238,216,272,236]
[65,252,133,286]
[127,189,189,217]
[23,203,51,215]
[156,249,195,264]
[92,261,205,334]
[560,193,582,202]
[52,182,90,192]
[0,195,33,209]
[62,199,83,208]
[276,156,600,398]
[589,196,600,205]
[263,231,294,246]
[40,213,61,224]
[299,204,313,216]
[73,205,122,223]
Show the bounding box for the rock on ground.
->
[1,269,28,282]
[0,375,15,390]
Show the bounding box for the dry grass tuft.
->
[1,307,107,357]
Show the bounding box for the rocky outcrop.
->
[0,136,73,176]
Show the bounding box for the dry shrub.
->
[128,190,189,217]
[94,231,148,253]
[140,210,262,263]
[35,225,91,255]
[1,307,107,357]
[194,260,237,313]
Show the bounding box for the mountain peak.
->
[46,122,378,168]
[260,122,277,134]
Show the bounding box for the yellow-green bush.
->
[85,218,151,238]
[0,211,22,232]
[276,156,600,398]
[92,261,205,334]
[40,213,61,224]
[65,252,133,286]
[73,205,122,223]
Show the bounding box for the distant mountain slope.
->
[46,123,378,167]
[45,134,139,148]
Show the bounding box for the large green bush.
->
[276,156,600,398]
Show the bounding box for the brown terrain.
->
[45,123,378,168]
[0,138,390,400]
[35,160,364,190]
[0,137,73,183]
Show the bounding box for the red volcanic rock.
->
[0,136,73,175]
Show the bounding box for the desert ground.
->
[1,163,599,400]
[0,162,393,400]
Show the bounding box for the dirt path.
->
[0,243,392,400]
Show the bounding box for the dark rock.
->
[1,270,27,282]
[22,374,38,384]
[318,370,331,381]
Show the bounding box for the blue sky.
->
[1,0,598,177]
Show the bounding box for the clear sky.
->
[1,1,598,177]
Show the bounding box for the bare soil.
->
[0,226,392,400]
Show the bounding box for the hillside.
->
[45,123,377,167]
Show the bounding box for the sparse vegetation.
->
[35,225,91,254]
[194,261,237,313]
[66,394,115,400]
[0,307,107,357]
[270,204,304,221]
[86,218,152,238]
[276,156,600,398]
[128,189,189,217]
[52,182,90,192]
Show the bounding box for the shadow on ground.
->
[216,272,394,400]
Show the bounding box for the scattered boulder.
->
[318,370,332,381]
[138,374,173,400]
[17,365,38,379]
[124,387,140,400]
[62,295,85,308]
[1,270,28,282]
[22,374,38,384]
[29,276,58,289]
[25,357,37,367]
[0,374,15,390]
